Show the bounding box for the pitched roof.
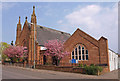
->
[36,25,71,46]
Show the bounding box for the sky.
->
[1,2,118,53]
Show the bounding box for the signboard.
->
[70,59,78,63]
[71,59,76,63]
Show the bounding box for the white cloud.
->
[57,4,118,52]
[65,5,117,30]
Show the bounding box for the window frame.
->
[72,51,74,59]
[78,46,81,60]
[71,44,88,61]
[75,48,78,60]
[86,50,88,60]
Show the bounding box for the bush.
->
[96,66,103,72]
[84,64,87,67]
[84,65,103,75]
[45,62,49,65]
[78,64,84,68]
[90,64,95,66]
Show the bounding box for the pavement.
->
[2,65,119,79]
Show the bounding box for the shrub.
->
[78,64,80,67]
[45,62,50,65]
[90,64,95,66]
[96,66,103,72]
[84,64,87,67]
[78,64,84,68]
[84,65,103,75]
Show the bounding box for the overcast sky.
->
[2,2,118,53]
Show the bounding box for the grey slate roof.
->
[36,25,71,46]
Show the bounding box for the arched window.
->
[71,44,88,61]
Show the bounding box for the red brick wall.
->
[15,19,38,65]
[19,22,30,47]
[98,37,110,70]
[63,28,109,67]
[15,7,39,65]
[15,23,21,45]
[63,29,99,65]
[16,21,31,63]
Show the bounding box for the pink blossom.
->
[44,39,70,60]
[3,46,28,59]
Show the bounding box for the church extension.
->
[15,6,118,72]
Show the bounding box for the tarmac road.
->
[2,65,118,79]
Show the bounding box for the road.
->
[2,65,118,79]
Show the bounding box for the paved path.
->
[2,65,118,79]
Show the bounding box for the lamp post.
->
[31,23,35,69]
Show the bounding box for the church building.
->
[15,6,118,72]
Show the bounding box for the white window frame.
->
[71,44,88,61]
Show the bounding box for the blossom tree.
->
[3,46,28,63]
[44,39,70,66]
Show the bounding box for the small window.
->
[79,46,81,50]
[86,50,88,60]
[75,48,78,59]
[72,51,74,59]
[79,56,81,60]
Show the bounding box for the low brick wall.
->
[99,66,109,75]
[72,67,85,73]
[36,65,109,75]
[3,62,25,67]
[55,66,73,72]
[102,66,109,72]
[37,65,56,70]
[36,65,85,74]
